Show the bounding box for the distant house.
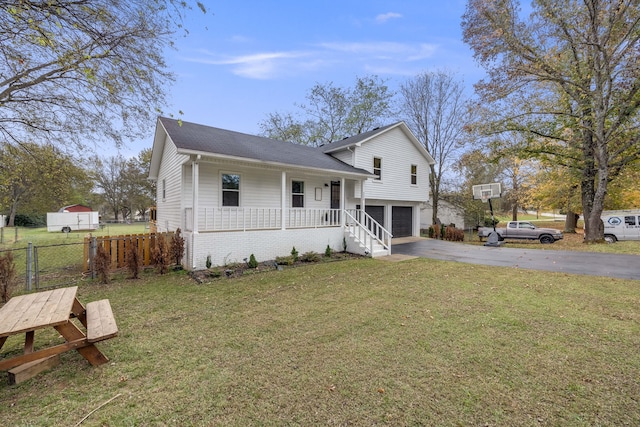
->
[420,200,466,230]
[149,117,435,269]
[59,204,92,213]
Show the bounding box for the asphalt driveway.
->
[391,237,640,280]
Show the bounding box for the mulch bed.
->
[189,252,363,284]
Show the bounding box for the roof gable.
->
[320,121,435,165]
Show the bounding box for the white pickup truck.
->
[478,221,564,244]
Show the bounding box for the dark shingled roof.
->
[319,123,400,153]
[158,117,373,177]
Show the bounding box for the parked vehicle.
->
[46,211,100,233]
[601,210,640,243]
[478,221,563,244]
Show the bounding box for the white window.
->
[292,180,304,208]
[411,164,417,185]
[162,179,166,201]
[222,173,240,207]
[373,157,382,180]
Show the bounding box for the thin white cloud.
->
[180,41,440,79]
[182,51,313,79]
[375,12,402,23]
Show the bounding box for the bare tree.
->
[91,155,127,221]
[398,70,473,225]
[462,0,640,242]
[0,1,207,149]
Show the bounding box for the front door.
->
[330,181,340,223]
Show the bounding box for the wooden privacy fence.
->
[83,232,173,271]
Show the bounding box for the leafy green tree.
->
[462,0,640,242]
[0,142,92,226]
[260,75,394,146]
[0,0,207,148]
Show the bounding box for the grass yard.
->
[1,258,639,426]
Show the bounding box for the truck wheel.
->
[62,226,71,233]
[539,234,554,244]
[604,234,617,243]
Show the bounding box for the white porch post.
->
[191,156,200,270]
[340,177,345,227]
[360,179,365,212]
[281,171,287,230]
[192,156,200,234]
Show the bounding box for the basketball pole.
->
[488,198,496,232]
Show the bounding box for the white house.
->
[149,117,435,269]
[420,199,466,230]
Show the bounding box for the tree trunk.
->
[7,203,17,227]
[564,210,578,233]
[430,167,439,225]
[511,202,518,221]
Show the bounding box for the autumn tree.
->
[0,1,206,149]
[0,142,92,226]
[606,162,640,209]
[260,75,395,146]
[527,167,583,232]
[462,0,640,242]
[398,70,474,225]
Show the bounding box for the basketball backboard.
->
[472,183,502,202]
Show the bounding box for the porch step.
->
[355,240,389,257]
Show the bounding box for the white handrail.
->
[344,209,392,254]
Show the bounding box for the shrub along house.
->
[149,117,435,269]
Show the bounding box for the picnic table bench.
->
[0,286,118,385]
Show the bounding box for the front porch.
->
[182,207,392,269]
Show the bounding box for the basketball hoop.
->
[472,182,502,236]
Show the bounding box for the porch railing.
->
[344,209,392,254]
[184,207,341,232]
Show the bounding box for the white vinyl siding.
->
[353,127,429,202]
[156,135,189,232]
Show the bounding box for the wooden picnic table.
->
[0,286,117,384]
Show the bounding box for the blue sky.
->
[124,1,483,155]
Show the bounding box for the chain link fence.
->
[1,242,88,293]
[1,232,170,296]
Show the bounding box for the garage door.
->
[392,206,413,237]
[364,206,384,238]
[365,206,384,225]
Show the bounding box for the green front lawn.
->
[1,258,639,426]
